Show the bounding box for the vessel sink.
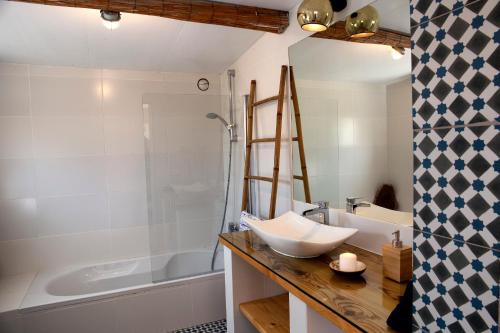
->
[242,211,358,258]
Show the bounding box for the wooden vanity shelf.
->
[221,231,406,333]
[239,294,290,333]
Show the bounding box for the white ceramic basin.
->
[243,211,357,258]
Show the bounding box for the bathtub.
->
[4,250,226,333]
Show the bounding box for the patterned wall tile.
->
[410,0,473,27]
[413,231,499,333]
[414,125,499,248]
[411,0,499,129]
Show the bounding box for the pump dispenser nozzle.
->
[392,230,403,248]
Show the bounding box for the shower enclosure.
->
[143,81,237,283]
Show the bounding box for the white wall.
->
[386,78,413,212]
[223,6,310,219]
[0,63,221,276]
[294,79,389,208]
[292,92,339,206]
[224,0,374,219]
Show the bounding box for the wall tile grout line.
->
[413,121,500,132]
[412,226,498,253]
[410,0,485,28]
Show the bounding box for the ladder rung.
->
[245,176,273,182]
[249,138,276,144]
[254,95,279,106]
[292,137,298,141]
[293,175,303,180]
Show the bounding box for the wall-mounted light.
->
[297,0,334,32]
[391,46,405,60]
[101,10,121,30]
[345,5,379,38]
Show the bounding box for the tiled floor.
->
[172,319,226,333]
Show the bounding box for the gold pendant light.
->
[297,0,334,32]
[345,5,379,38]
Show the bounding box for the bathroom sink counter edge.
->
[220,231,405,333]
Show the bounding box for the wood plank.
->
[249,138,276,144]
[10,0,289,34]
[240,294,290,333]
[241,80,256,213]
[269,65,287,219]
[245,175,273,182]
[313,21,411,49]
[219,231,404,333]
[254,95,279,106]
[289,66,311,203]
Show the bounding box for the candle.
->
[339,252,357,272]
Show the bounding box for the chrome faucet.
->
[346,197,370,214]
[302,201,330,225]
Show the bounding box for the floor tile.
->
[172,319,226,333]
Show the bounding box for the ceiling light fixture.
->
[101,10,121,30]
[297,0,334,32]
[391,46,405,60]
[345,5,379,38]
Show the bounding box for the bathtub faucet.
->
[346,197,370,214]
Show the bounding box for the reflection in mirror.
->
[290,0,412,225]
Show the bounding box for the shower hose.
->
[210,136,232,271]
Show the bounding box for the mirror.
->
[289,0,412,223]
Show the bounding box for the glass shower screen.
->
[143,93,226,283]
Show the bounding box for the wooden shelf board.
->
[220,231,404,333]
[240,294,290,333]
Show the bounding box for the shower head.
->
[206,113,229,128]
[206,112,237,142]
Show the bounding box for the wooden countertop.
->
[219,231,406,333]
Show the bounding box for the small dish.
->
[329,260,367,277]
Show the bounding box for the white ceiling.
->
[0,0,409,74]
[290,38,411,84]
[0,0,300,73]
[372,0,411,34]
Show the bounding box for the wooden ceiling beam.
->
[9,0,290,34]
[313,21,411,49]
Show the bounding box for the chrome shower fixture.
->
[206,113,237,142]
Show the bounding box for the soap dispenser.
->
[382,230,412,282]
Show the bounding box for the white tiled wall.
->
[0,63,221,277]
[294,80,390,208]
[386,78,413,212]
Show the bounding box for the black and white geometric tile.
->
[410,0,494,27]
[172,320,226,333]
[413,231,499,333]
[414,125,499,248]
[411,0,499,129]
[411,0,500,331]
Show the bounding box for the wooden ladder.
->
[241,65,311,219]
[290,66,312,205]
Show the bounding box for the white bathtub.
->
[2,250,226,333]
